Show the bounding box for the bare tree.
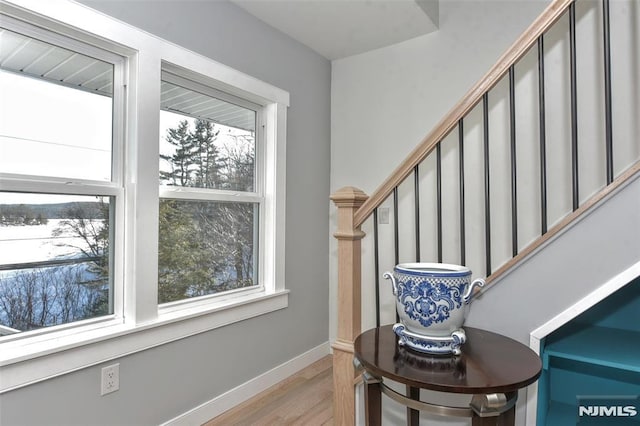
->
[0,266,106,332]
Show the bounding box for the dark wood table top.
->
[354,325,542,394]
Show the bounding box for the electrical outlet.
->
[101,363,120,396]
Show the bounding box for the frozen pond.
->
[0,219,93,266]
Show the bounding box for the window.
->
[158,72,262,304]
[0,1,288,392]
[0,20,123,335]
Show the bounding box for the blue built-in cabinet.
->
[537,276,640,425]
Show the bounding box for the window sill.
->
[0,290,289,393]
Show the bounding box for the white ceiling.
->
[231,0,440,60]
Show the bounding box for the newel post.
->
[331,186,368,425]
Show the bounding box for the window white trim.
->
[0,0,289,392]
[157,63,273,306]
[159,187,263,204]
[0,176,122,196]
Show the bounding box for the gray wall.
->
[0,1,331,424]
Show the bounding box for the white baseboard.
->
[162,341,331,425]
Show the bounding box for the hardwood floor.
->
[204,355,334,426]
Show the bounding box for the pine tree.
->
[158,199,216,302]
[160,120,197,186]
[191,119,222,189]
[158,118,226,299]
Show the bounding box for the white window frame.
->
[158,68,266,310]
[0,0,289,394]
[0,14,127,336]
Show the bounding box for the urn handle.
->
[463,278,485,304]
[383,272,398,296]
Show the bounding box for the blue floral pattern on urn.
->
[384,263,485,354]
[398,275,466,328]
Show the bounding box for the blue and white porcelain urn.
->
[383,263,485,355]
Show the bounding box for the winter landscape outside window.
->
[158,74,261,304]
[0,24,270,334]
[0,25,120,335]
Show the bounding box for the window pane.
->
[159,82,256,192]
[0,193,113,334]
[158,199,258,304]
[0,28,113,182]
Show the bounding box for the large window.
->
[0,1,287,392]
[0,21,122,335]
[158,73,262,304]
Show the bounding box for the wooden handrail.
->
[354,0,574,228]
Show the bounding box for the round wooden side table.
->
[354,325,542,426]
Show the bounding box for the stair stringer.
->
[464,171,640,426]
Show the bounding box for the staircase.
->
[330,0,640,424]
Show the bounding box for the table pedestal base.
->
[362,371,518,426]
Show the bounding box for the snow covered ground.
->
[0,219,91,266]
